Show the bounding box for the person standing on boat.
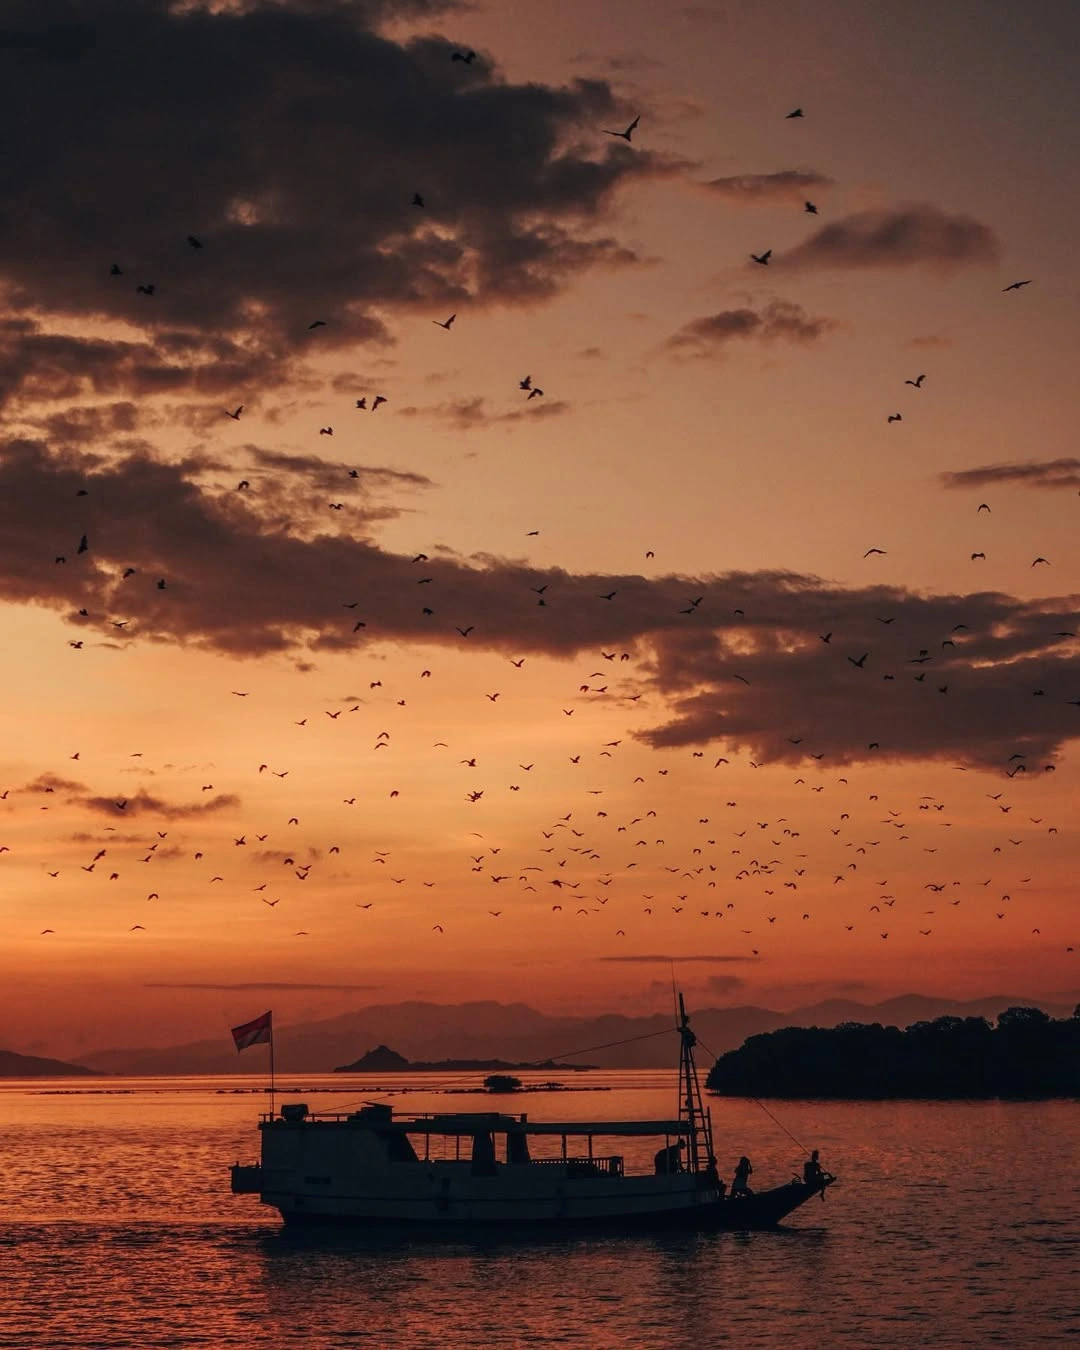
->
[654,1140,684,1175]
[731,1156,753,1197]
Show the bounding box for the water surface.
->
[0,1072,1076,1347]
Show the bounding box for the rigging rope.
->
[696,1035,812,1157]
[321,1026,679,1114]
[528,1026,676,1066]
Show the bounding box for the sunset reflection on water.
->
[0,1074,1077,1348]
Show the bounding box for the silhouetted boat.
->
[230,996,835,1232]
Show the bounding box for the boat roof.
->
[411,1114,692,1137]
[269,1108,691,1137]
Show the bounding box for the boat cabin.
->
[237,1101,707,1183]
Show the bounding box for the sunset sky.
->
[2,0,1078,1059]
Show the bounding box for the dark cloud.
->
[144,982,379,992]
[22,773,87,794]
[0,319,292,422]
[700,170,833,204]
[665,301,837,356]
[398,396,573,429]
[779,204,1000,271]
[941,459,1080,491]
[0,0,677,400]
[66,832,152,844]
[598,954,763,963]
[26,402,144,447]
[78,790,240,819]
[1,439,1078,769]
[638,579,1080,768]
[247,447,430,501]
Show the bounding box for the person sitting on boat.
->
[802,1149,834,1198]
[731,1155,753,1197]
[654,1140,684,1175]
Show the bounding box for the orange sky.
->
[1,0,1078,1058]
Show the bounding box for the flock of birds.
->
[11,670,1073,956]
[8,79,1077,981]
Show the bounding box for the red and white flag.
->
[231,1010,273,1052]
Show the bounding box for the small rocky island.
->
[706,1006,1080,1099]
[0,1048,105,1077]
[334,1044,593,1073]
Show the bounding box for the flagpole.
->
[269,1012,276,1119]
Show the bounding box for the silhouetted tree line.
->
[705,1006,1080,1099]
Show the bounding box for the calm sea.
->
[0,1071,1077,1349]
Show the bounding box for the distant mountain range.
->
[0,1048,104,1078]
[332,1044,594,1073]
[69,993,1078,1076]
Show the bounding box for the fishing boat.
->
[230,996,835,1231]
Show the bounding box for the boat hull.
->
[268,1180,830,1234]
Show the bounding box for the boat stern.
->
[230,1162,262,1194]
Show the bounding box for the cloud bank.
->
[779,205,1000,272]
[2,439,1078,769]
[941,459,1080,491]
[665,301,837,356]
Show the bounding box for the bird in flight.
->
[887,413,902,423]
[786,108,804,118]
[603,114,640,142]
[226,406,243,420]
[750,250,772,266]
[187,235,203,249]
[451,49,476,63]
[905,374,926,388]
[412,193,425,207]
[307,320,326,329]
[1002,280,1032,291]
[864,548,886,557]
[804,201,818,214]
[434,314,456,330]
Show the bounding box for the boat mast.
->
[677,992,715,1176]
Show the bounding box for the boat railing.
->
[525,1155,624,1177]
